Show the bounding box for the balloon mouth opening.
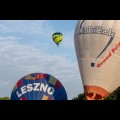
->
[84,85,110,100]
[85,92,104,100]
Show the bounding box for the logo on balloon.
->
[97,41,120,67]
[16,83,55,98]
[79,20,116,67]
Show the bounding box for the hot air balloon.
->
[10,73,67,100]
[52,32,63,46]
[74,20,120,100]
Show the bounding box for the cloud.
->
[62,30,74,48]
[0,81,9,86]
[0,20,54,36]
[0,20,75,49]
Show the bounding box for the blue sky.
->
[0,20,83,100]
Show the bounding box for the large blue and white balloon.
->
[11,73,67,100]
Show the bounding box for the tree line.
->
[0,97,10,100]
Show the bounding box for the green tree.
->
[72,93,86,100]
[104,87,120,100]
[0,97,10,100]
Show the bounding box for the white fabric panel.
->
[74,20,120,94]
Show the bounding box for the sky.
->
[0,20,84,100]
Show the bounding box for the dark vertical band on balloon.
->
[96,36,114,59]
[96,21,115,59]
[80,20,85,29]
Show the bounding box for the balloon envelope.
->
[52,32,63,46]
[74,20,120,100]
[11,73,67,100]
